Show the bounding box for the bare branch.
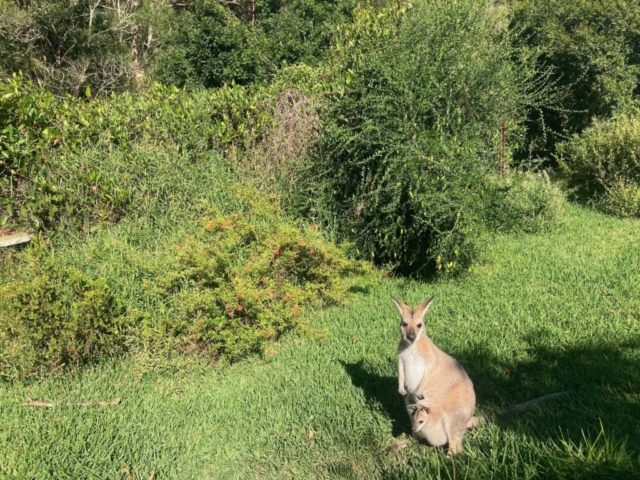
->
[23,397,122,407]
[89,0,102,30]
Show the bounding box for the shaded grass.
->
[1,206,639,479]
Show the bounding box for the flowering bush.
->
[146,194,378,360]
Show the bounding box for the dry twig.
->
[23,397,121,408]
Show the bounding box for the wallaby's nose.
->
[407,331,416,342]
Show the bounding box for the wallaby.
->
[410,404,440,435]
[384,401,444,454]
[386,296,569,456]
[391,296,476,456]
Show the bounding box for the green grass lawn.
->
[1,206,639,479]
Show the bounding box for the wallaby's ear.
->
[414,296,435,319]
[391,296,409,315]
[407,404,418,414]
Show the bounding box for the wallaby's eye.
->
[417,323,423,328]
[401,322,408,327]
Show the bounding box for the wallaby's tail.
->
[385,438,412,454]
[467,390,570,429]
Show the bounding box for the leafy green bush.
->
[0,240,126,380]
[153,0,264,88]
[143,193,376,360]
[297,0,547,276]
[507,0,640,159]
[152,0,356,89]
[602,180,640,218]
[483,171,565,234]
[557,109,640,217]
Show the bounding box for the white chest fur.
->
[399,344,428,394]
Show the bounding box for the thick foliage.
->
[0,0,174,96]
[152,0,356,88]
[144,196,376,360]
[507,0,640,160]
[0,75,272,230]
[300,0,546,276]
[558,109,640,218]
[0,240,126,379]
[0,73,378,380]
[1,0,359,94]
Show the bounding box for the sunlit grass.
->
[1,205,639,479]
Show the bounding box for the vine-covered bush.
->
[0,75,272,230]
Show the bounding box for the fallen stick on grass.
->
[22,397,54,407]
[76,398,121,407]
[23,397,121,408]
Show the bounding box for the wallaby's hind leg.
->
[466,415,483,429]
[444,416,469,457]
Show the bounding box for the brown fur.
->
[391,296,476,456]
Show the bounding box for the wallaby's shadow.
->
[458,335,640,434]
[340,360,409,437]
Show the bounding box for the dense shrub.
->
[483,171,565,234]
[152,0,356,89]
[144,194,376,359]
[298,0,547,276]
[0,240,126,380]
[153,0,264,88]
[602,180,640,218]
[557,109,640,218]
[507,0,640,160]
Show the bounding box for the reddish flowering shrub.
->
[147,195,380,360]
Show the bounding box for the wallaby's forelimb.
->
[398,359,407,397]
[469,390,570,427]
